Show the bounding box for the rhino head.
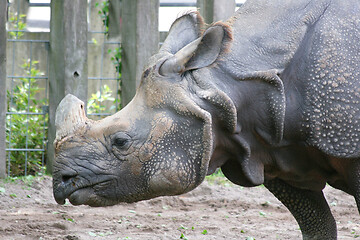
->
[52,13,236,206]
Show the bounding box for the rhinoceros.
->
[52,0,360,239]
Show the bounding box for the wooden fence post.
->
[197,0,235,23]
[121,0,159,106]
[0,0,7,178]
[197,0,214,24]
[47,0,88,174]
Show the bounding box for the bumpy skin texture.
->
[53,0,360,239]
[264,179,337,240]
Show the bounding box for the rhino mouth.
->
[53,176,115,206]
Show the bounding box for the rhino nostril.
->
[62,174,76,184]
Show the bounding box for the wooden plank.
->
[0,0,7,178]
[47,0,88,174]
[121,0,159,106]
[197,0,214,24]
[197,0,235,23]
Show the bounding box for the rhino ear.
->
[184,24,228,70]
[159,23,232,76]
[159,12,204,55]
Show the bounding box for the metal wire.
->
[88,0,121,119]
[6,0,121,175]
[6,0,49,176]
[6,0,219,176]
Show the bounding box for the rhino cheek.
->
[148,170,179,195]
[140,117,210,196]
[147,156,193,196]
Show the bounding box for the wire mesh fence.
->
[87,0,121,120]
[6,0,49,176]
[4,0,237,177]
[5,0,121,176]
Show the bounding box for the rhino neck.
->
[222,0,331,75]
[191,66,292,185]
[190,66,267,185]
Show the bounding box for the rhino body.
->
[53,0,360,239]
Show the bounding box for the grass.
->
[205,169,233,186]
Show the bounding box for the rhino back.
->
[223,0,332,75]
[282,0,360,158]
[219,0,360,158]
[304,1,360,158]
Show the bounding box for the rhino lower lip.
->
[54,179,111,205]
[67,187,95,205]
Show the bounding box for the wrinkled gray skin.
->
[53,0,360,239]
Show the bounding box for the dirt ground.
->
[0,175,358,240]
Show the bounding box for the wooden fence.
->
[0,0,236,177]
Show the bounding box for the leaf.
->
[88,232,97,237]
[202,229,208,235]
[9,193,17,198]
[0,187,5,193]
[178,225,187,230]
[180,233,188,240]
[259,211,266,217]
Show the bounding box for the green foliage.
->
[95,0,110,34]
[109,47,122,76]
[352,229,360,238]
[109,47,122,110]
[6,59,48,176]
[95,1,122,111]
[206,169,232,186]
[9,193,17,198]
[179,233,188,240]
[259,211,267,217]
[87,84,116,115]
[8,12,27,39]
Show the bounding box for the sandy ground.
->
[0,175,358,240]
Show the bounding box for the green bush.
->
[6,59,48,176]
[87,84,115,115]
[95,0,110,35]
[8,12,26,39]
[109,46,122,110]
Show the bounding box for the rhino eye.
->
[112,133,131,149]
[114,138,128,147]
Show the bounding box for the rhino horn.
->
[54,94,89,147]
